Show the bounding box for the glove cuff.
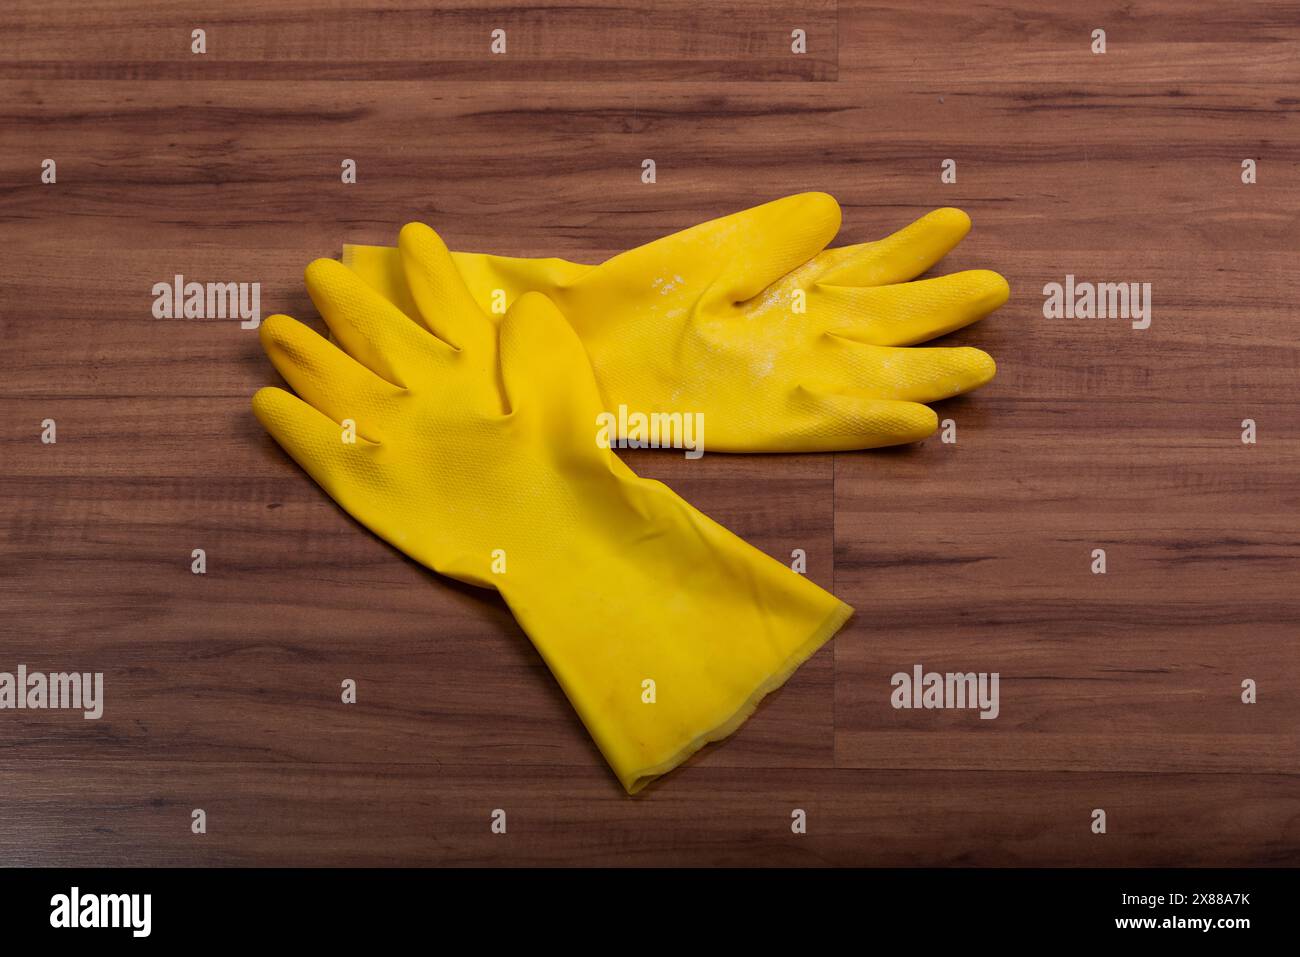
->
[497,478,853,794]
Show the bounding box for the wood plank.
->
[1,761,1293,866]
[832,399,1300,772]
[0,0,837,81]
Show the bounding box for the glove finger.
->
[499,292,606,448]
[599,193,840,308]
[817,208,972,287]
[259,313,400,433]
[825,337,996,403]
[305,257,449,388]
[712,192,842,303]
[817,269,1009,346]
[784,389,938,451]
[398,222,496,354]
[341,243,424,323]
[251,386,379,499]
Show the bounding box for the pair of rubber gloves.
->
[252,193,1008,793]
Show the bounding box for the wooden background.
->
[1,0,1297,866]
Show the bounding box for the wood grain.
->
[0,0,1296,866]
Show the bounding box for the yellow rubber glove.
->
[342,194,1007,452]
[253,223,854,794]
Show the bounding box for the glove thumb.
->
[706,191,841,303]
[500,292,607,450]
[398,222,495,353]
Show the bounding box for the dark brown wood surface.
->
[1,0,1296,866]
